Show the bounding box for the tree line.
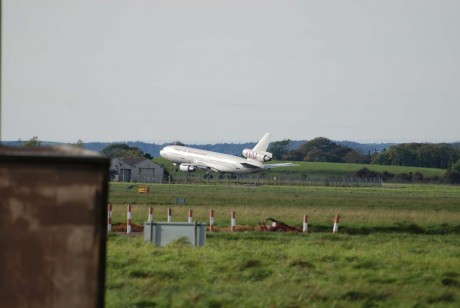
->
[11,136,460,183]
[270,137,460,168]
[269,137,460,183]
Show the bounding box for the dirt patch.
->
[110,224,307,234]
[110,224,259,233]
[111,223,144,233]
[209,225,257,232]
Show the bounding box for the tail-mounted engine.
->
[242,149,273,162]
[179,164,197,172]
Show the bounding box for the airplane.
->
[159,133,297,175]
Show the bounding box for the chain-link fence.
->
[163,173,383,187]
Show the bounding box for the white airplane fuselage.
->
[160,133,296,175]
[160,145,263,174]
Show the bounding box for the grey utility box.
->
[0,146,110,308]
[144,222,206,247]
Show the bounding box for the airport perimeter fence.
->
[162,174,383,187]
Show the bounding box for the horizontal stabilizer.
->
[263,163,298,169]
[241,162,263,169]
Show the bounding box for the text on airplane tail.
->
[242,149,273,162]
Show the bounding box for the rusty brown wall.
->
[0,146,109,307]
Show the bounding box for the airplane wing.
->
[189,161,222,173]
[189,157,244,173]
[263,163,298,169]
[191,160,263,173]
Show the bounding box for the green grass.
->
[269,160,446,178]
[105,182,460,307]
[108,183,460,230]
[106,232,460,307]
[154,157,447,179]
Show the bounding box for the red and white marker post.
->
[127,204,132,235]
[188,210,193,223]
[303,215,308,233]
[167,208,172,222]
[231,211,236,232]
[209,210,215,232]
[107,204,112,232]
[333,215,340,234]
[148,207,153,223]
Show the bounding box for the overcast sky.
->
[3,0,460,144]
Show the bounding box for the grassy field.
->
[106,233,460,307]
[266,160,446,178]
[105,182,460,307]
[153,157,447,179]
[108,183,460,231]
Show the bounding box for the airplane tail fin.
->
[253,133,272,152]
[242,133,273,162]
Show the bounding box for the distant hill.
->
[2,139,395,157]
[335,141,395,154]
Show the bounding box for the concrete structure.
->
[110,158,164,183]
[0,146,109,307]
[144,222,207,247]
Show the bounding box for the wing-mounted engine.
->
[179,164,197,172]
[242,149,273,162]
